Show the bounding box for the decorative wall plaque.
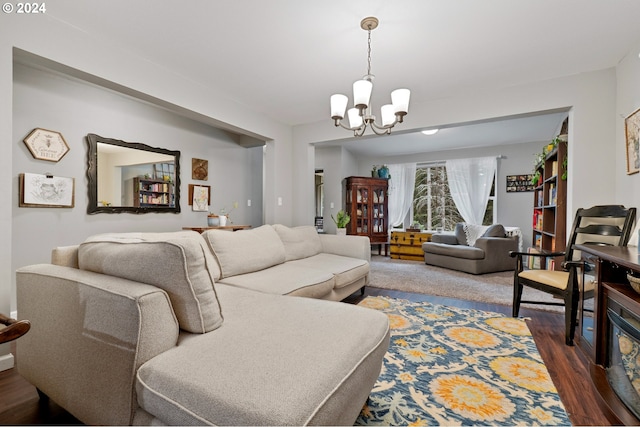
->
[23,128,70,162]
[192,158,209,180]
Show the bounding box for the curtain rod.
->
[417,155,504,168]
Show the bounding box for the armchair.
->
[510,205,636,345]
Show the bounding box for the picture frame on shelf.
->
[625,107,640,175]
[19,173,75,208]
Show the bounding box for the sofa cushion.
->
[482,223,506,238]
[217,263,335,298]
[422,242,485,260]
[273,224,323,261]
[78,231,223,334]
[289,253,369,289]
[202,225,286,279]
[136,284,390,426]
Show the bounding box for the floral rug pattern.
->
[355,296,571,426]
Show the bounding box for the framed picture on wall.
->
[188,184,210,211]
[19,173,75,208]
[625,107,640,175]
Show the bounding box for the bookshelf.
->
[531,138,567,270]
[134,177,173,207]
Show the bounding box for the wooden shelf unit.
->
[344,176,389,246]
[134,177,173,207]
[531,139,567,270]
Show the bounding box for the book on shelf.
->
[547,258,556,271]
[533,234,542,249]
[551,160,558,176]
[527,247,541,269]
[548,183,556,206]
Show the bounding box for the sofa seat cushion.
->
[217,263,335,298]
[273,224,323,261]
[422,242,485,260]
[78,231,223,334]
[289,253,369,289]
[202,225,286,279]
[136,284,390,426]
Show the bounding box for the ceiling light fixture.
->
[330,17,410,137]
[421,129,439,135]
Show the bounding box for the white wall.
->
[314,146,359,234]
[11,62,264,308]
[616,42,640,219]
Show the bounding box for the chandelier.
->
[330,17,410,137]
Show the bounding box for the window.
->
[412,163,496,231]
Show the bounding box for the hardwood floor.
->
[0,285,617,425]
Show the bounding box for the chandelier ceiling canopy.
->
[330,16,411,137]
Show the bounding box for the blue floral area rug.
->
[356,296,571,426]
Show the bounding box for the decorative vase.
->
[218,215,227,227]
[377,166,389,179]
[207,215,220,227]
[336,228,347,235]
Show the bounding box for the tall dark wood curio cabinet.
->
[344,177,389,245]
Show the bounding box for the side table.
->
[183,225,251,233]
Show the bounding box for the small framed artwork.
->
[188,184,211,211]
[19,173,75,208]
[192,158,208,181]
[23,128,70,162]
[506,174,534,192]
[625,107,640,175]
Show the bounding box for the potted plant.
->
[331,210,350,235]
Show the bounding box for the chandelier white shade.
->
[330,17,411,137]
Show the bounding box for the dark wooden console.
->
[575,244,640,425]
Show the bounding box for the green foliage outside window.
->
[412,166,494,231]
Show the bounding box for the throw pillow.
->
[482,224,506,238]
[78,231,223,334]
[273,224,323,261]
[454,223,468,245]
[463,223,489,247]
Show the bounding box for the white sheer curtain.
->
[387,163,417,228]
[445,157,496,225]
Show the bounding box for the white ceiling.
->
[45,0,640,155]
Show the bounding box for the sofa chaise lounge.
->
[16,226,390,425]
[422,223,518,274]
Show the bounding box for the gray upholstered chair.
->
[422,223,518,274]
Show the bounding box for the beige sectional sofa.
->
[203,224,371,300]
[16,226,390,426]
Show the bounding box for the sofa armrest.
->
[16,264,179,426]
[474,236,519,253]
[319,234,371,262]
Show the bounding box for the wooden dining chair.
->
[510,205,636,345]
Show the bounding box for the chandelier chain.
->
[366,27,372,77]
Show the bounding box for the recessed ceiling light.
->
[421,129,439,135]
